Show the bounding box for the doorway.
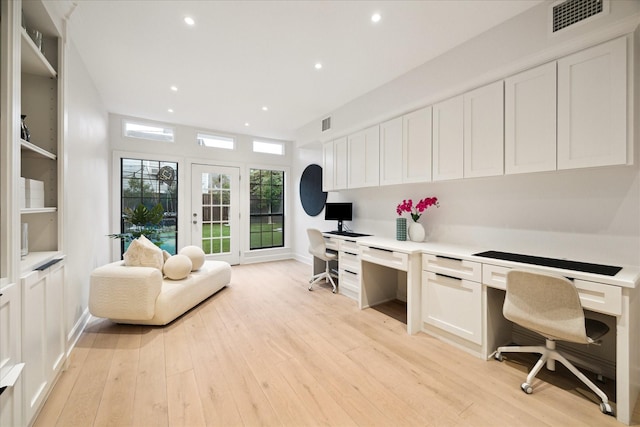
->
[191,164,240,265]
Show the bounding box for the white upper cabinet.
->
[348,125,380,188]
[433,95,464,181]
[505,62,557,174]
[379,117,403,186]
[463,80,504,178]
[322,140,335,192]
[334,136,348,190]
[403,106,432,183]
[557,36,628,170]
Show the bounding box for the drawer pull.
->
[436,255,462,262]
[35,258,63,271]
[344,251,358,256]
[435,273,462,281]
[344,270,358,275]
[370,246,393,253]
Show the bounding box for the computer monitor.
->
[324,202,352,232]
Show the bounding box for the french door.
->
[191,164,240,265]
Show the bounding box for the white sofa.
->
[89,259,231,325]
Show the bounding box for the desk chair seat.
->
[495,269,614,417]
[307,228,338,293]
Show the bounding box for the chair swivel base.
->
[495,341,614,417]
[308,271,337,293]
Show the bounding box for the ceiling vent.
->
[321,116,331,132]
[550,0,609,35]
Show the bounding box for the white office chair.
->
[307,228,337,293]
[495,269,614,416]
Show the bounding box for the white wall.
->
[63,40,109,344]
[108,113,294,264]
[292,1,640,268]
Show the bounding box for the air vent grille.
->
[321,116,331,132]
[552,0,603,33]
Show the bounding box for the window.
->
[120,158,178,255]
[249,169,284,249]
[123,120,175,142]
[253,140,284,155]
[197,132,235,150]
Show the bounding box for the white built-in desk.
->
[315,234,640,425]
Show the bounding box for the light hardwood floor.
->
[35,259,638,426]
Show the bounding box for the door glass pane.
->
[201,172,232,255]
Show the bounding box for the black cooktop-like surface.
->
[473,250,622,277]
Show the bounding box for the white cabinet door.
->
[322,140,335,192]
[379,117,403,186]
[403,106,432,183]
[21,258,65,423]
[0,283,23,427]
[348,125,380,188]
[422,271,482,345]
[505,61,557,174]
[432,95,463,181]
[334,137,348,190]
[558,36,628,169]
[463,80,504,178]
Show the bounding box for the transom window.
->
[123,120,175,142]
[197,132,235,150]
[249,168,284,249]
[253,140,284,155]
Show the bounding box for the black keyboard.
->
[326,231,370,238]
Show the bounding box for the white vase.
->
[408,222,425,242]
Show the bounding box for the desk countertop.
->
[324,234,640,289]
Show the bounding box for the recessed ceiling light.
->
[244,122,250,127]
[170,85,178,92]
[184,16,195,26]
[168,108,174,113]
[262,106,269,111]
[371,13,381,23]
[315,62,322,70]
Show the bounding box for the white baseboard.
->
[66,307,91,360]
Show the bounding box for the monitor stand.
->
[337,220,343,233]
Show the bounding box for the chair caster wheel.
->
[332,289,336,294]
[521,383,533,394]
[308,287,312,291]
[494,353,503,362]
[600,402,615,416]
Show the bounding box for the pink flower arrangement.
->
[396,197,439,222]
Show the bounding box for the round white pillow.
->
[163,254,193,280]
[179,245,206,271]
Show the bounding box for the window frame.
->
[248,167,286,250]
[197,132,236,150]
[122,119,175,143]
[252,140,285,156]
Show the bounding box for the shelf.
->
[20,251,61,274]
[21,207,56,214]
[21,139,56,160]
[20,28,56,77]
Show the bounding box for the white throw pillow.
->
[179,245,206,271]
[163,254,193,280]
[123,235,163,270]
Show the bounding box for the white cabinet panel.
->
[322,140,334,192]
[432,95,463,181]
[334,137,348,190]
[422,271,482,345]
[558,36,628,169]
[403,106,432,183]
[505,62,557,174]
[463,81,504,178]
[0,283,23,427]
[348,125,380,188]
[379,117,403,186]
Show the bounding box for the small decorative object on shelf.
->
[396,217,407,241]
[21,223,28,258]
[27,29,43,52]
[396,196,439,242]
[20,115,31,142]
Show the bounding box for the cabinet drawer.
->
[422,271,482,344]
[482,264,508,290]
[482,265,622,316]
[340,252,360,273]
[361,246,408,271]
[339,239,360,254]
[422,253,481,282]
[324,237,339,251]
[340,269,360,292]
